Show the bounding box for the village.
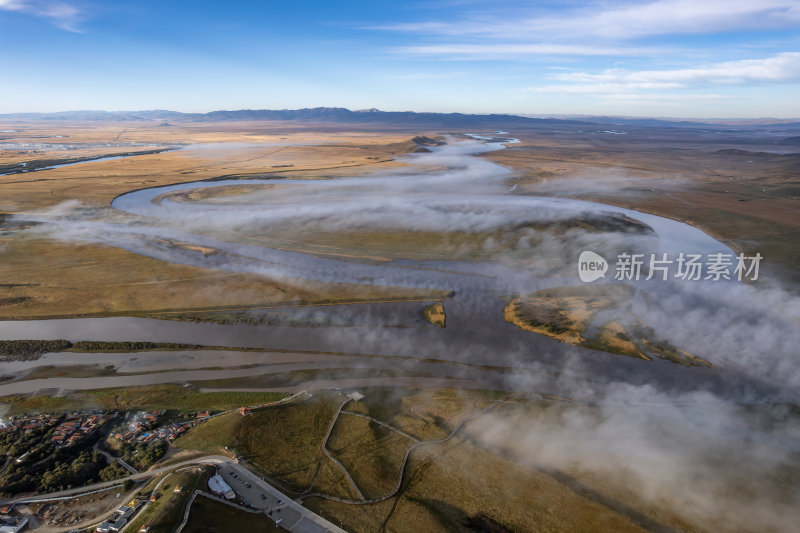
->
[0,397,302,532]
[0,407,226,503]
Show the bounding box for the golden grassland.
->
[311,457,363,501]
[235,222,617,266]
[368,438,648,533]
[475,400,800,533]
[420,302,446,328]
[5,121,789,322]
[504,283,636,345]
[0,384,286,415]
[0,237,444,319]
[504,284,712,366]
[346,388,505,443]
[0,122,425,212]
[0,122,446,318]
[182,494,282,533]
[237,397,341,493]
[326,412,411,499]
[1,123,796,530]
[294,389,652,533]
[486,133,800,284]
[174,389,508,501]
[166,387,783,532]
[176,394,339,493]
[171,411,243,456]
[180,368,446,391]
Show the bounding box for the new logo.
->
[578,251,608,282]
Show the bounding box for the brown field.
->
[3,120,795,321]
[176,393,340,493]
[303,391,768,533]
[0,121,451,318]
[505,284,712,366]
[0,237,442,319]
[326,412,411,499]
[486,131,800,284]
[182,493,282,533]
[2,119,797,532]
[0,121,429,212]
[298,390,665,533]
[420,302,446,328]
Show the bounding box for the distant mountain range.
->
[0,107,588,128]
[1,108,799,130]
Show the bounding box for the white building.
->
[208,473,236,499]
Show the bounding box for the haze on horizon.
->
[1,0,799,118]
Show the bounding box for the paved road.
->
[0,455,233,505]
[2,454,346,533]
[116,472,176,533]
[117,458,138,475]
[0,393,304,505]
[217,463,347,533]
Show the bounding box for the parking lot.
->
[217,463,345,533]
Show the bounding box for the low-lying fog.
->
[11,136,800,531]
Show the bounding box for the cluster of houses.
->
[0,413,59,435]
[50,412,111,447]
[112,410,167,444]
[111,410,210,445]
[1,412,113,458]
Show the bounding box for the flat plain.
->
[1,115,798,533]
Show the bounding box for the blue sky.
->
[1,0,799,117]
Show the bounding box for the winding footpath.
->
[320,399,365,501]
[305,396,510,505]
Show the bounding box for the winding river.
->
[3,136,796,402]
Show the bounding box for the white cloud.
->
[521,84,733,110]
[0,0,82,32]
[377,0,800,43]
[525,82,685,94]
[393,43,663,58]
[534,0,800,40]
[524,53,800,96]
[388,71,467,81]
[594,93,733,109]
[555,53,800,86]
[599,93,730,101]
